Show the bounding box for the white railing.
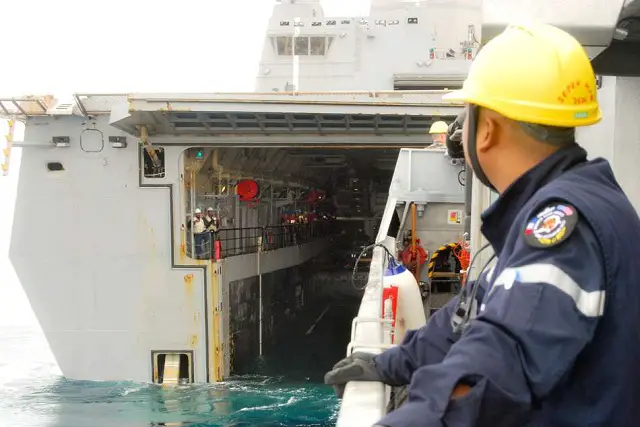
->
[335,236,396,427]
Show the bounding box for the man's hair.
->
[518,122,575,146]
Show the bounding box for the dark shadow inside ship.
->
[178,146,404,382]
[231,224,373,382]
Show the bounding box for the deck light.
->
[52,136,70,148]
[109,136,127,148]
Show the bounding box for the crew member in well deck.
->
[192,208,208,259]
[204,207,215,230]
[204,207,221,259]
[428,120,449,148]
[325,23,640,426]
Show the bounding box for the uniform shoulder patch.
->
[523,202,579,248]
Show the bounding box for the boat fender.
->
[382,258,427,343]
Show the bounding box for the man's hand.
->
[445,110,466,159]
[324,352,382,398]
[448,110,466,142]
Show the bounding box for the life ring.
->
[236,179,260,201]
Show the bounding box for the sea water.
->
[0,293,360,427]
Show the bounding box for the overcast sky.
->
[0,0,370,325]
[0,0,370,96]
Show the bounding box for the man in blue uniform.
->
[325,23,640,426]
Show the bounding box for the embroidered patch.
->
[523,203,579,248]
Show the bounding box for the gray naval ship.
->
[1,0,639,426]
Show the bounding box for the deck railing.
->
[185,222,330,260]
[335,238,396,427]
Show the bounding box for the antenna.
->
[292,16,300,91]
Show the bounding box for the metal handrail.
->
[336,243,393,427]
[184,222,329,260]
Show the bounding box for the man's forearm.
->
[377,318,533,427]
[374,343,419,386]
[373,295,462,386]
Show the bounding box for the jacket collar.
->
[480,143,588,253]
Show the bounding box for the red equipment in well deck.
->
[382,285,399,342]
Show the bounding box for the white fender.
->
[382,259,427,343]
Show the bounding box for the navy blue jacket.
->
[374,144,640,426]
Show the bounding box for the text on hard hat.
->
[557,80,595,105]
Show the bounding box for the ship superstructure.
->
[258,0,480,92]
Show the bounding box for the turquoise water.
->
[5,376,338,427]
[0,296,353,427]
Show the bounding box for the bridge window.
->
[310,37,326,55]
[295,37,309,55]
[276,37,293,55]
[275,36,330,56]
[143,147,166,178]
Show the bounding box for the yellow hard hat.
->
[443,23,602,128]
[429,121,449,134]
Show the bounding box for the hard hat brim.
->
[443,90,602,127]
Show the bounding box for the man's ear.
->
[476,110,500,154]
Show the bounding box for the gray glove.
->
[324,352,382,398]
[445,110,466,159]
[448,110,465,142]
[449,127,463,143]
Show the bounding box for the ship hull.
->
[9,116,212,382]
